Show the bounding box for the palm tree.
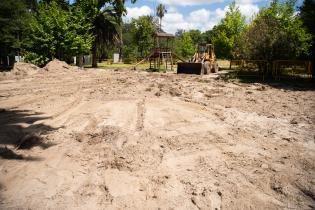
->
[91,8,122,67]
[76,0,135,68]
[156,4,167,32]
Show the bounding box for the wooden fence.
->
[230,59,312,80]
[230,60,268,80]
[272,60,312,80]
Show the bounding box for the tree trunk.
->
[312,44,315,80]
[78,55,83,67]
[312,56,315,81]
[119,47,123,63]
[160,18,162,32]
[92,41,97,68]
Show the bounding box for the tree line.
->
[123,0,314,73]
[0,0,314,71]
[0,0,136,67]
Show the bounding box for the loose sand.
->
[0,62,314,209]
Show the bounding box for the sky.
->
[124,0,303,34]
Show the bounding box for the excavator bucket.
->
[177,62,203,75]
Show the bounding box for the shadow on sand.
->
[0,109,58,161]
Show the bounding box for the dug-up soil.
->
[0,60,314,209]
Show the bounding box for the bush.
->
[24,52,49,67]
[123,57,137,64]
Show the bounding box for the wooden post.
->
[165,53,167,70]
[170,53,173,71]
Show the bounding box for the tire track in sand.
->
[8,95,48,109]
[32,95,85,129]
[136,98,146,131]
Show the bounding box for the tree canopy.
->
[131,16,158,57]
[237,0,311,61]
[212,1,247,59]
[0,0,34,65]
[299,0,315,77]
[75,0,136,67]
[175,32,195,59]
[27,1,92,66]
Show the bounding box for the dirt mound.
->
[11,62,40,76]
[43,59,70,72]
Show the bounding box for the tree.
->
[76,0,136,67]
[0,0,35,66]
[300,0,315,35]
[27,1,92,66]
[187,30,203,46]
[175,32,195,59]
[156,4,167,32]
[299,0,315,78]
[201,30,214,44]
[212,0,247,59]
[237,0,311,62]
[121,22,135,62]
[130,16,158,57]
[40,0,69,10]
[174,29,214,59]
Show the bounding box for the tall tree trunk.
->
[312,44,315,80]
[92,41,97,68]
[160,18,162,32]
[78,55,83,67]
[119,46,123,63]
[312,56,314,80]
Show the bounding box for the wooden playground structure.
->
[134,32,184,71]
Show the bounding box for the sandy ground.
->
[0,62,315,209]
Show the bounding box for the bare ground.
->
[0,64,314,209]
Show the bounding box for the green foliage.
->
[201,30,214,44]
[0,0,34,64]
[175,32,195,59]
[299,0,315,36]
[121,22,137,62]
[24,52,50,67]
[75,0,136,67]
[40,0,70,10]
[28,1,92,63]
[173,29,214,59]
[187,30,203,46]
[129,16,158,57]
[299,0,315,77]
[237,0,312,61]
[212,1,247,59]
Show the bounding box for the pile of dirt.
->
[43,59,70,72]
[11,62,41,76]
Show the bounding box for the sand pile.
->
[11,62,41,76]
[43,59,71,72]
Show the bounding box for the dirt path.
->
[0,67,314,209]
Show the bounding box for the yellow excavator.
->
[177,43,219,75]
